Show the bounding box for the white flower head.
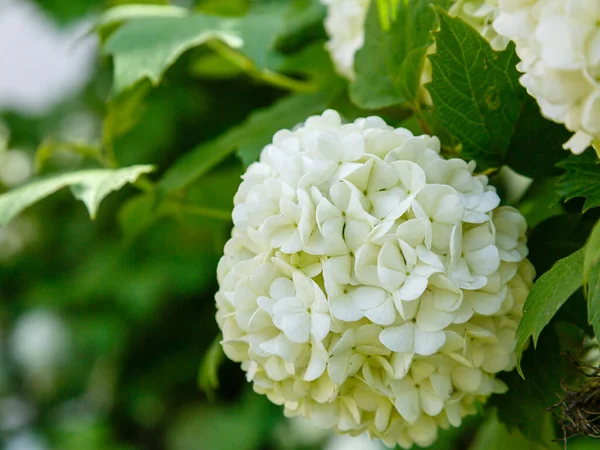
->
[320,0,371,80]
[493,0,600,154]
[216,110,534,448]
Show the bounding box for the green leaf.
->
[506,96,571,179]
[492,326,564,445]
[104,5,285,93]
[584,220,600,338]
[198,335,225,401]
[515,247,585,375]
[0,165,154,226]
[350,0,451,109]
[427,9,524,168]
[159,88,341,194]
[97,4,187,38]
[585,220,600,284]
[557,149,600,212]
[587,263,600,338]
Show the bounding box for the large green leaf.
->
[586,220,600,337]
[588,263,600,339]
[350,0,451,109]
[557,149,600,212]
[104,5,285,93]
[0,165,153,226]
[427,10,524,168]
[515,247,585,375]
[585,220,600,284]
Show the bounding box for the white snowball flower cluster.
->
[494,0,600,155]
[320,0,370,80]
[216,110,534,448]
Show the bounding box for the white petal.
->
[413,328,446,356]
[393,383,420,423]
[407,416,438,447]
[259,334,303,361]
[397,274,429,301]
[364,298,396,326]
[352,285,388,310]
[379,323,414,353]
[327,350,352,385]
[304,335,328,381]
[451,366,482,392]
[416,294,456,332]
[311,312,331,341]
[270,277,295,299]
[273,300,310,343]
[391,352,414,379]
[465,245,500,276]
[419,389,444,416]
[330,294,363,322]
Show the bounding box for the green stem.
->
[259,69,317,93]
[208,41,315,93]
[166,201,231,221]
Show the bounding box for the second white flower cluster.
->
[321,0,600,155]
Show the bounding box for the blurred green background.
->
[1,0,599,449]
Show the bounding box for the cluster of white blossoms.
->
[494,0,600,155]
[320,0,370,80]
[216,110,534,448]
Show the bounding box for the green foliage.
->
[587,262,600,339]
[4,0,600,449]
[585,220,600,283]
[515,247,585,375]
[165,392,280,450]
[585,220,600,337]
[105,5,286,93]
[427,10,524,168]
[557,149,600,212]
[97,4,188,39]
[469,411,557,450]
[0,165,153,225]
[351,0,450,109]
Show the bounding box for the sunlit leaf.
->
[515,247,585,375]
[0,165,153,225]
[104,5,286,93]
